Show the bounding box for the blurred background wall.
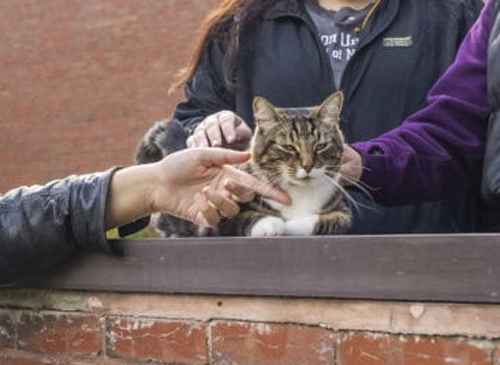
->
[0,0,218,192]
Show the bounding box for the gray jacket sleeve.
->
[0,168,119,283]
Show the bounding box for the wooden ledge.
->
[12,234,500,303]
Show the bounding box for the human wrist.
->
[105,163,159,229]
[139,162,163,216]
[145,159,180,216]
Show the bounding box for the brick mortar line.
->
[7,308,500,342]
[203,317,500,341]
[206,321,215,365]
[4,306,500,340]
[100,315,107,359]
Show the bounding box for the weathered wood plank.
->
[13,235,500,303]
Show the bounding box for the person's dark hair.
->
[172,0,278,91]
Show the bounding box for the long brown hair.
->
[172,0,278,91]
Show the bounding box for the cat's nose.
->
[301,154,314,172]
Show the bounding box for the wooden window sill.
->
[12,234,500,303]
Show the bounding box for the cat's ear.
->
[316,91,343,126]
[253,96,278,125]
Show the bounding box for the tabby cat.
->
[136,91,351,237]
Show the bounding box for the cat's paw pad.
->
[251,217,286,237]
[285,215,319,236]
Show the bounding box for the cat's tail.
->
[135,118,189,164]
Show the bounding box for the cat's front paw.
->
[250,217,286,237]
[285,215,319,236]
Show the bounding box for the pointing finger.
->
[223,167,292,205]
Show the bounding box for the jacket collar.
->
[264,0,307,19]
[264,0,398,28]
[359,0,398,45]
[264,0,306,19]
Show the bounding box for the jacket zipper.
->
[340,0,398,95]
[354,0,384,35]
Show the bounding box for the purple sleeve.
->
[352,0,493,205]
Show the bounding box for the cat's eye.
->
[315,143,329,152]
[281,145,298,154]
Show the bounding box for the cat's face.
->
[250,92,344,188]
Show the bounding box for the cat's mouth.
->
[287,175,314,187]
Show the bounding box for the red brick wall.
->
[1,291,499,365]
[0,0,218,192]
[1,309,498,365]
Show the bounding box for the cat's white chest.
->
[253,182,333,237]
[264,182,333,220]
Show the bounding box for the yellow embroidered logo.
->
[383,36,413,47]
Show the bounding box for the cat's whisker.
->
[320,176,361,213]
[320,174,374,214]
[319,174,355,201]
[323,164,374,192]
[335,176,376,209]
[323,163,372,173]
[338,173,377,201]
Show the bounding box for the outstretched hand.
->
[150,148,291,226]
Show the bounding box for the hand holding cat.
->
[340,144,363,185]
[187,110,253,151]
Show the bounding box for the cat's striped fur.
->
[220,91,351,236]
[136,91,351,237]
